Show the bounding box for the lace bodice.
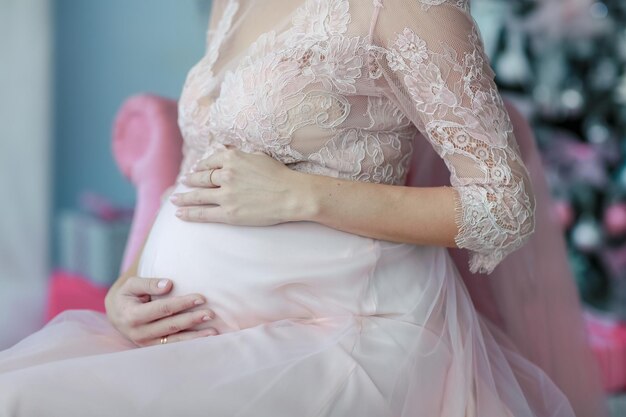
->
[176,0,536,274]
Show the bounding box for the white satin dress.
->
[0,1,590,416]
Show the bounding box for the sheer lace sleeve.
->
[369,0,536,274]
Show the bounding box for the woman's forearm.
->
[173,148,460,246]
[297,173,460,249]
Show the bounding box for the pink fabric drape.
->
[405,99,607,417]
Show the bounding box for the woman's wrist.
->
[287,170,324,223]
[105,275,125,306]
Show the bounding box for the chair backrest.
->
[112,94,183,273]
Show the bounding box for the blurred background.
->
[0,0,210,348]
[2,0,626,413]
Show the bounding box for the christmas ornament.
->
[571,216,604,252]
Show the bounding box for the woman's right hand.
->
[105,277,218,347]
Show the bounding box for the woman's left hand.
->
[170,147,316,226]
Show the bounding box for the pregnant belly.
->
[138,188,386,333]
[138,186,436,333]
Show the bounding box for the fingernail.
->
[169,194,179,203]
[194,298,205,305]
[180,175,188,183]
[175,209,183,217]
[204,328,218,336]
[157,279,168,288]
[202,315,212,321]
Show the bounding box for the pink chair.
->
[45,94,183,322]
[112,94,184,272]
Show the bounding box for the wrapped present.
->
[58,207,131,287]
[608,393,626,416]
[585,310,626,392]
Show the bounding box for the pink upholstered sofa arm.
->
[112,94,183,273]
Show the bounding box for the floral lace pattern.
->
[198,0,414,185]
[417,0,467,11]
[176,0,536,274]
[372,3,536,273]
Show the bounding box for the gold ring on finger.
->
[208,168,216,187]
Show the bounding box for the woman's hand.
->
[105,277,219,347]
[170,147,318,225]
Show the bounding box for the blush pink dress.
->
[0,1,608,416]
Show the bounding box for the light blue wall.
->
[52,0,212,262]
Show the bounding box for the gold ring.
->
[208,168,216,187]
[160,336,168,345]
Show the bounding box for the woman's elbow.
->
[514,187,537,248]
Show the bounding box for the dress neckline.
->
[205,0,240,79]
[198,0,302,97]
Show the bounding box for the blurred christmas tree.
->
[474,0,626,314]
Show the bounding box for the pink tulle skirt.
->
[0,187,576,416]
